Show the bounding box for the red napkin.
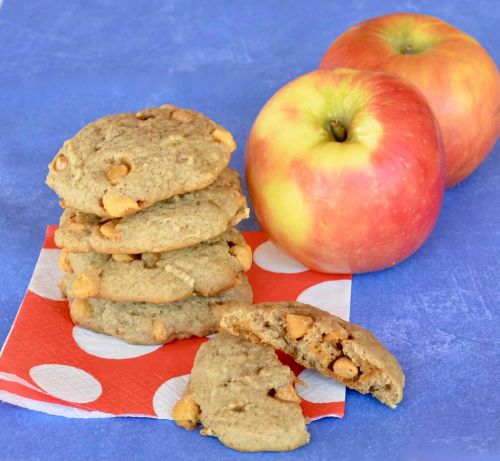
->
[0,227,351,420]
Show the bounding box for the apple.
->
[319,13,500,188]
[245,68,444,274]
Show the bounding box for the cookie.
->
[60,229,252,304]
[173,332,309,452]
[221,302,405,408]
[68,275,253,345]
[54,168,249,254]
[46,105,236,218]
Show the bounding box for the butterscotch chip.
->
[66,275,252,345]
[111,253,135,263]
[174,332,309,452]
[221,302,405,409]
[172,395,200,430]
[53,155,68,171]
[46,105,233,217]
[332,356,359,379]
[71,273,100,298]
[153,319,168,342]
[55,168,248,254]
[70,298,91,323]
[106,164,130,185]
[102,191,139,217]
[211,128,236,152]
[230,243,252,272]
[99,221,120,240]
[286,314,313,339]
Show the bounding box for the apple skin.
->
[319,13,500,188]
[245,68,444,274]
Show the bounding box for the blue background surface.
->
[0,1,499,460]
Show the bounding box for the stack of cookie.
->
[46,105,253,344]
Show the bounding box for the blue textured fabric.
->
[0,1,499,460]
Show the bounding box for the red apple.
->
[320,13,500,188]
[245,68,444,274]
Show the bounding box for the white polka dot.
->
[254,240,308,274]
[296,369,345,403]
[29,364,102,404]
[72,326,162,359]
[28,249,65,300]
[153,374,190,419]
[297,280,351,320]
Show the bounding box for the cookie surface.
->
[173,332,309,452]
[68,275,253,345]
[46,105,235,218]
[221,302,405,408]
[61,228,252,304]
[55,168,249,254]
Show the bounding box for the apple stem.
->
[329,120,348,142]
[403,43,413,55]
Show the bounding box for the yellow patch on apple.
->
[262,178,310,248]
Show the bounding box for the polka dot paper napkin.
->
[0,227,352,420]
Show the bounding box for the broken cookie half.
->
[220,302,405,409]
[173,332,309,452]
